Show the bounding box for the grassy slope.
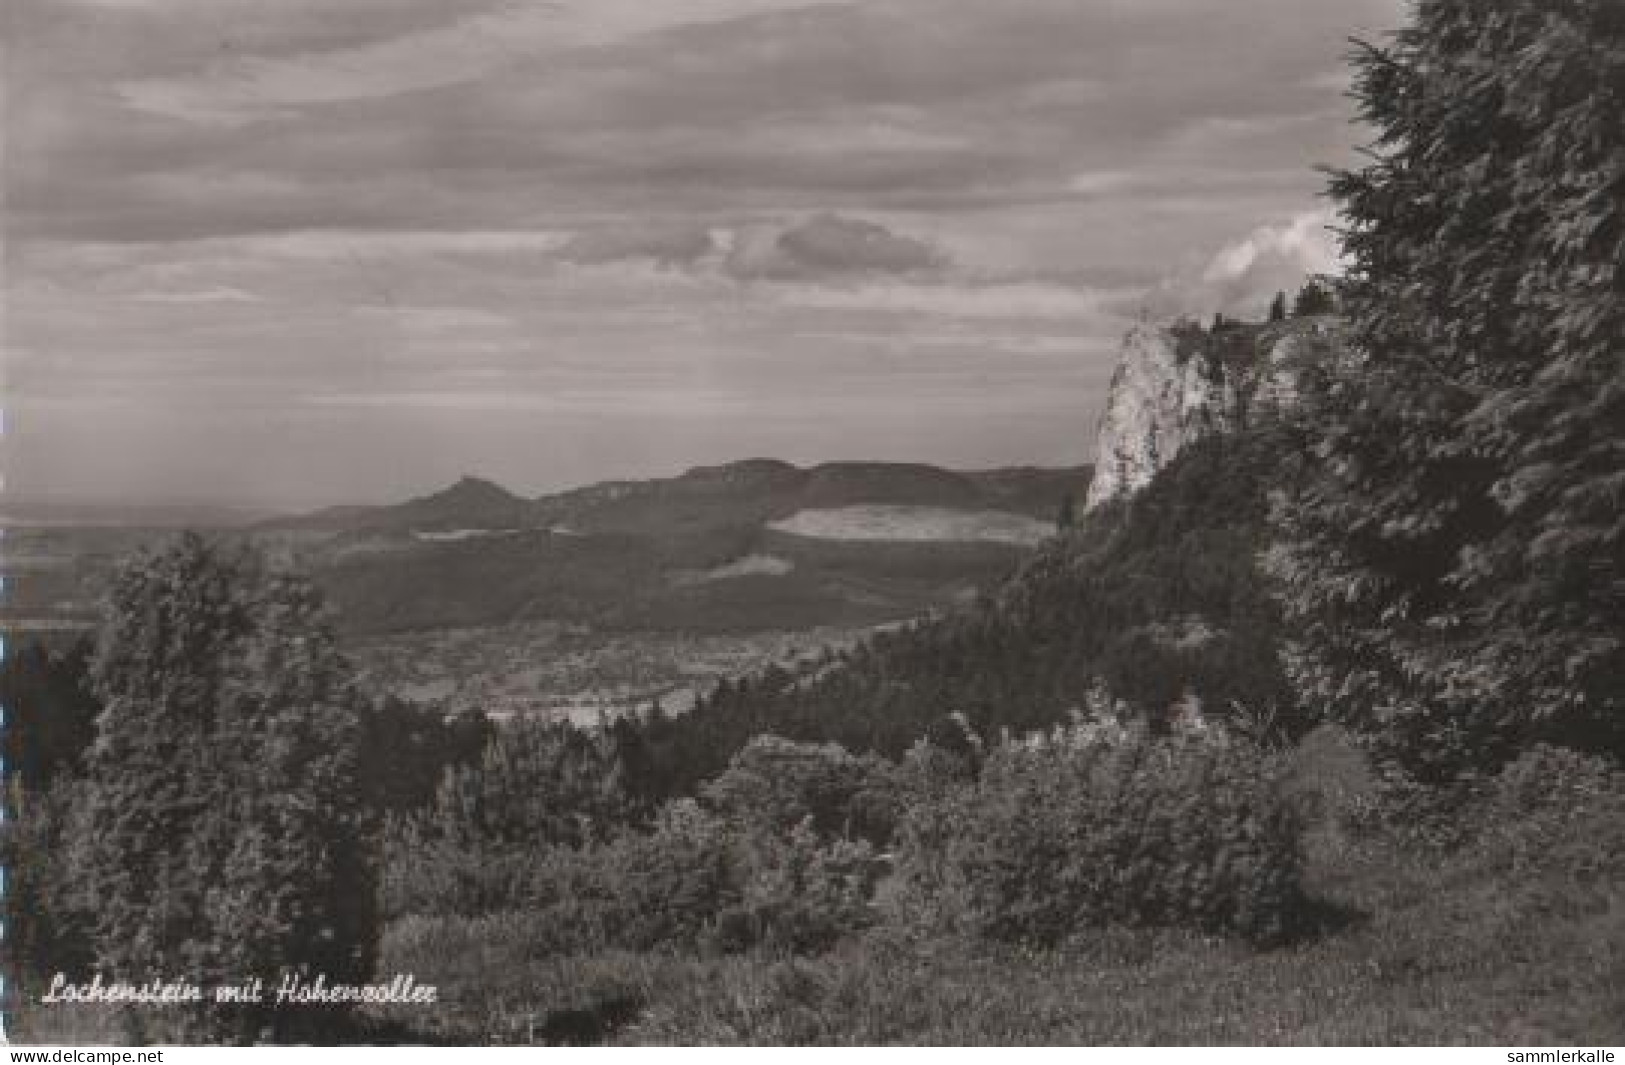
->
[19,731,1621,1047]
[366,734,1625,1046]
[620,804,1623,1044]
[613,843,1620,1045]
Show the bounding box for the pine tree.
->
[70,535,379,1040]
[1291,279,1335,317]
[425,718,636,851]
[1056,493,1077,531]
[1268,290,1288,323]
[1,638,99,792]
[1268,0,1625,778]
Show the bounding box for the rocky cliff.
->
[1084,315,1346,509]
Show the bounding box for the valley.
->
[2,459,1088,723]
[348,620,885,725]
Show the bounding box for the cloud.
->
[349,305,513,332]
[1067,170,1139,196]
[555,223,717,268]
[129,286,262,303]
[6,0,1403,244]
[725,214,948,281]
[5,0,1411,505]
[1202,211,1341,283]
[110,0,829,124]
[1128,209,1344,319]
[776,279,1107,321]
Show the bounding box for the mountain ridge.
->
[262,458,1093,539]
[249,457,1093,635]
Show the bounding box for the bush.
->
[1488,744,1621,820]
[717,821,883,954]
[380,820,552,920]
[428,717,641,851]
[702,735,905,844]
[576,800,743,952]
[563,801,884,955]
[892,730,1304,945]
[1469,746,1625,907]
[380,716,643,919]
[398,798,884,962]
[1340,743,1625,860]
[375,917,654,1044]
[366,735,904,958]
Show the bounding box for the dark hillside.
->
[626,425,1297,796]
[797,462,982,510]
[247,459,1088,636]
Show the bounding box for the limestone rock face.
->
[1085,316,1346,510]
[1085,324,1207,509]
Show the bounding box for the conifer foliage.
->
[1270,0,1625,778]
[70,535,380,1039]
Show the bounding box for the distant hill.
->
[12,459,1089,638]
[260,459,1087,542]
[244,458,1093,635]
[797,462,982,510]
[0,499,276,529]
[266,475,532,535]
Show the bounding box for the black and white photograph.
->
[1,0,1622,1048]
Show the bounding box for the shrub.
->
[393,797,885,964]
[716,821,883,954]
[702,735,904,844]
[555,801,882,955]
[1471,746,1625,903]
[1488,744,1621,819]
[895,734,980,803]
[380,716,643,919]
[384,737,899,955]
[578,800,743,952]
[893,730,1304,945]
[380,819,552,920]
[428,717,641,852]
[375,917,653,1044]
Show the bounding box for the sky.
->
[2,0,1404,509]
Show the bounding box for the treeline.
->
[1,635,489,819]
